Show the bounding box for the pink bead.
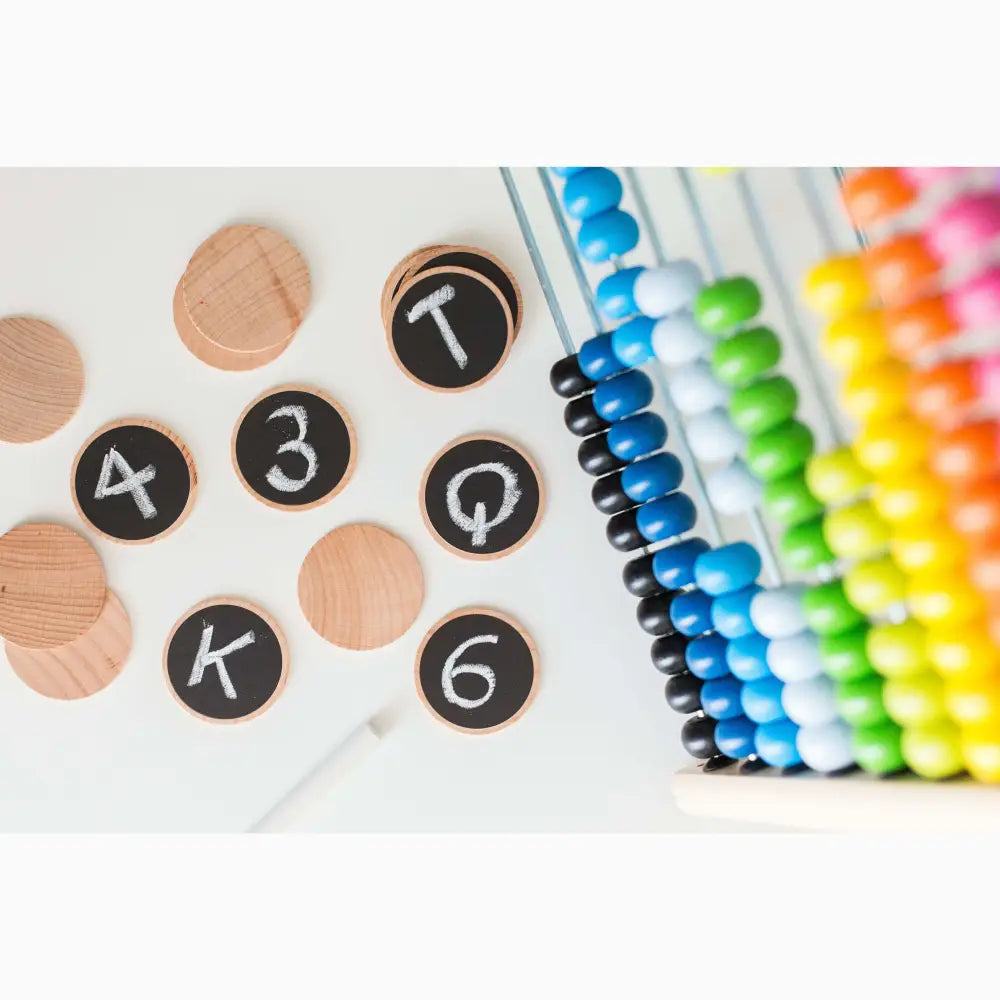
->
[898,167,964,189]
[975,353,1000,406]
[925,192,1000,262]
[948,266,1000,329]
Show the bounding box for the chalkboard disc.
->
[420,434,544,559]
[72,419,197,544]
[415,608,538,734]
[388,266,513,392]
[380,245,448,330]
[232,385,357,510]
[163,598,288,723]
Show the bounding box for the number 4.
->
[94,447,158,520]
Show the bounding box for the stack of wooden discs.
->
[0,522,130,699]
[173,224,311,372]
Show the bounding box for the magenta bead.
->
[949,265,1000,329]
[925,192,1000,262]
[975,352,1000,405]
[897,167,963,189]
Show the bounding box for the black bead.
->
[703,755,735,772]
[578,433,627,477]
[550,354,594,398]
[591,470,632,515]
[637,590,679,635]
[622,554,661,597]
[650,633,689,674]
[606,508,644,551]
[664,672,703,714]
[741,757,770,774]
[681,715,720,760]
[563,394,609,437]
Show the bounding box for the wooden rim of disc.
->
[70,417,198,545]
[0,315,85,444]
[386,265,513,394]
[162,596,289,724]
[297,523,424,650]
[414,606,539,735]
[0,522,106,649]
[380,245,448,330]
[230,383,358,511]
[181,224,310,354]
[419,432,546,561]
[5,588,131,699]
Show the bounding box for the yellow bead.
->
[884,670,948,727]
[926,623,1000,682]
[870,469,949,525]
[908,570,986,627]
[867,619,928,678]
[823,500,891,560]
[820,309,891,372]
[890,522,966,575]
[853,417,930,477]
[844,556,908,614]
[841,360,909,422]
[961,725,1000,782]
[803,255,870,318]
[805,447,871,506]
[902,721,965,779]
[945,679,1000,728]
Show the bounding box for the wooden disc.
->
[0,522,106,649]
[5,589,130,699]
[181,224,310,354]
[380,245,447,330]
[298,523,424,650]
[0,316,84,443]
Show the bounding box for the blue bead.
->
[693,542,763,597]
[686,633,730,679]
[715,715,756,759]
[710,585,763,639]
[622,453,684,504]
[754,719,802,767]
[596,267,645,320]
[562,167,623,221]
[636,492,697,543]
[610,316,656,367]
[741,677,787,725]
[701,677,744,720]
[652,537,710,589]
[726,632,772,682]
[670,589,714,637]
[577,208,640,263]
[549,167,585,177]
[578,333,627,382]
[606,412,666,462]
[592,370,653,422]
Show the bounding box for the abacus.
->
[503,166,1000,831]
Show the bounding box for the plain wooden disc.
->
[298,523,424,650]
[182,224,310,354]
[0,316,84,444]
[5,589,130,699]
[0,522,106,649]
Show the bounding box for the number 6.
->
[266,405,318,492]
[442,634,498,709]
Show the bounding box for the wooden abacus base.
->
[672,762,1000,832]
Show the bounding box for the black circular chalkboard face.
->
[72,419,197,543]
[421,434,544,559]
[164,598,288,723]
[232,385,356,510]
[415,608,538,734]
[388,266,513,391]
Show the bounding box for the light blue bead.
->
[701,676,744,720]
[562,167,623,221]
[622,453,684,504]
[610,316,656,367]
[710,585,763,639]
[726,632,772,682]
[693,542,763,597]
[636,492,697,543]
[578,333,627,382]
[577,208,640,263]
[715,715,756,759]
[596,267,645,319]
[685,633,730,679]
[549,167,585,177]
[606,412,666,462]
[592,370,653,422]
[670,589,714,637]
[754,719,802,767]
[741,677,788,725]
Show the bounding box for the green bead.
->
[762,470,825,527]
[802,579,865,636]
[819,625,873,682]
[853,721,906,775]
[711,326,781,385]
[729,375,798,435]
[836,675,890,728]
[746,419,815,482]
[695,277,763,335]
[781,516,834,570]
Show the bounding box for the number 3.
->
[266,405,318,493]
[442,634,498,709]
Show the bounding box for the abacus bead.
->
[871,469,948,525]
[889,292,960,359]
[843,556,908,615]
[610,316,656,367]
[909,358,978,427]
[685,633,730,679]
[949,265,1000,331]
[726,632,771,682]
[823,500,891,560]
[668,360,730,415]
[637,591,679,636]
[687,408,745,464]
[711,326,781,386]
[591,471,633,515]
[702,676,745,720]
[578,434,627,477]
[883,671,948,727]
[694,277,763,334]
[782,675,838,727]
[578,332,627,382]
[841,360,910,422]
[741,677,787,725]
[802,255,870,318]
[842,167,915,228]
[781,517,835,571]
[768,631,825,682]
[925,190,1000,262]
[670,589,714,637]
[651,313,713,366]
[550,354,594,398]
[962,726,1000,783]
[820,309,890,372]
[681,715,720,760]
[908,570,985,627]
[749,584,807,640]
[664,672,704,714]
[754,719,802,767]
[693,542,762,597]
[866,620,926,680]
[975,352,1000,403]
[926,623,1000,683]
[622,554,660,598]
[592,370,653,422]
[802,580,865,636]
[853,721,905,775]
[901,722,965,780]
[762,471,824,527]
[596,266,645,320]
[710,585,762,640]
[606,509,645,551]
[853,418,930,477]
[930,420,1000,485]
[945,679,1000,728]
[621,452,684,504]
[890,522,965,575]
[798,720,855,772]
[549,167,585,177]
[577,208,640,263]
[836,674,889,729]
[651,632,690,674]
[819,626,873,683]
[652,537,711,590]
[705,460,763,515]
[561,167,623,220]
[715,715,756,759]
[970,544,1000,595]
[951,477,1000,542]
[729,375,798,436]
[863,233,938,306]
[607,412,667,462]
[636,492,697,543]
[746,419,814,482]
[805,447,871,506]
[564,394,609,437]
[633,260,704,318]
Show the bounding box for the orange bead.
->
[908,359,977,429]
[884,294,958,359]
[863,233,939,307]
[842,168,916,228]
[970,544,1000,594]
[951,477,1000,542]
[930,420,1000,485]
[990,601,1000,646]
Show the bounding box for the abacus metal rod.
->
[832,166,870,250]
